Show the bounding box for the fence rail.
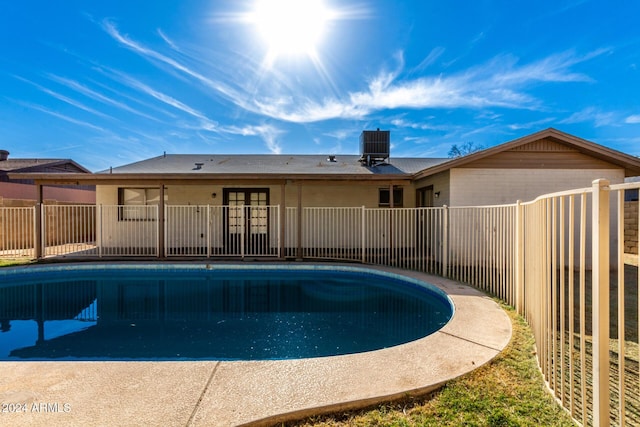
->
[0,180,639,426]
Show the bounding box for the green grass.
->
[0,258,34,267]
[291,305,575,427]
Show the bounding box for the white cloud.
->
[105,70,218,129]
[625,115,640,124]
[13,75,111,119]
[221,124,283,153]
[102,20,609,130]
[486,49,606,85]
[391,118,451,131]
[47,74,158,122]
[411,47,446,74]
[248,49,606,123]
[13,100,106,132]
[560,107,616,127]
[507,118,556,130]
[103,20,247,109]
[157,29,180,51]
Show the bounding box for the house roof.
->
[99,154,448,176]
[414,128,640,179]
[8,128,640,185]
[0,158,91,174]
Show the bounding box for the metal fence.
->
[519,180,640,427]
[0,207,35,258]
[44,205,97,257]
[165,205,280,257]
[1,179,639,426]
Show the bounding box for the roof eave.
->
[8,172,413,185]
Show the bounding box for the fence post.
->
[515,200,524,314]
[276,205,281,259]
[35,203,43,259]
[98,204,103,258]
[207,205,211,258]
[158,186,165,258]
[442,205,449,277]
[591,178,610,427]
[361,205,366,264]
[296,185,303,260]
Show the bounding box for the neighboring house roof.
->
[100,154,448,176]
[0,159,91,175]
[414,128,640,179]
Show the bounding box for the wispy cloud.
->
[560,107,616,127]
[13,75,111,119]
[248,49,607,123]
[157,29,181,51]
[625,114,640,124]
[391,118,450,131]
[486,49,607,85]
[87,72,179,119]
[102,20,247,107]
[47,74,159,122]
[100,19,610,134]
[507,118,556,130]
[11,99,106,132]
[410,47,445,74]
[221,124,284,153]
[104,70,219,130]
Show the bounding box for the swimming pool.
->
[0,264,453,361]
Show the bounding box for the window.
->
[117,188,166,220]
[379,187,403,207]
[416,186,434,207]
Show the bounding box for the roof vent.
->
[327,155,337,162]
[194,162,204,170]
[0,150,8,161]
[359,129,390,166]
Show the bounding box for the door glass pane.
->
[249,191,268,234]
[228,192,245,234]
[250,207,268,234]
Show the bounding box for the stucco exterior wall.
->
[414,170,451,207]
[94,182,414,251]
[449,168,626,206]
[96,182,414,209]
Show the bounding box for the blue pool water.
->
[0,264,453,361]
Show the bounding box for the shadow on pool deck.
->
[0,264,511,427]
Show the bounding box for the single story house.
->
[9,128,640,258]
[15,127,640,208]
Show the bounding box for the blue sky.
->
[2,0,640,171]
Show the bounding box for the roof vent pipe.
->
[194,162,204,170]
[0,150,8,161]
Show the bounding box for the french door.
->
[223,189,270,255]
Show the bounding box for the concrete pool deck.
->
[0,264,511,427]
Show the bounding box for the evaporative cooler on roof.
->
[359,129,390,166]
